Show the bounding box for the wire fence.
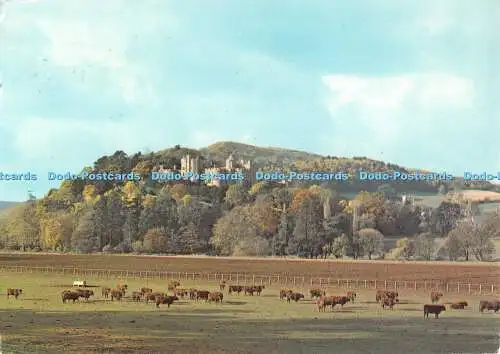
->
[0,265,497,295]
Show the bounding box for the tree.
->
[210,206,258,256]
[40,212,73,251]
[143,227,168,253]
[273,212,293,256]
[71,207,99,252]
[396,238,416,260]
[288,193,323,258]
[358,228,384,260]
[439,232,463,261]
[105,189,125,246]
[414,232,435,261]
[224,183,249,209]
[331,234,349,258]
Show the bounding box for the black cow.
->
[424,304,446,318]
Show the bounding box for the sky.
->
[0,0,499,201]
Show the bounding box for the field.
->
[0,272,499,354]
[0,253,498,287]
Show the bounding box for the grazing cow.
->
[208,291,224,303]
[6,288,22,299]
[381,297,396,309]
[116,284,127,296]
[110,289,123,301]
[254,285,265,295]
[75,289,94,301]
[424,304,446,318]
[196,290,210,301]
[479,300,500,312]
[131,291,143,301]
[101,287,111,298]
[244,286,256,296]
[228,285,243,295]
[145,292,164,303]
[61,290,79,303]
[73,280,87,287]
[430,291,443,303]
[347,291,357,303]
[167,281,181,291]
[219,281,226,291]
[310,288,325,299]
[156,295,178,308]
[174,288,188,298]
[316,296,337,312]
[140,287,153,295]
[331,296,350,308]
[287,292,304,303]
[189,289,198,300]
[450,301,468,309]
[376,290,398,302]
[280,289,293,300]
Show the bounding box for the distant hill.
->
[0,201,19,210]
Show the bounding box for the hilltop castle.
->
[158,153,256,186]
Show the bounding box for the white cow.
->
[73,280,87,287]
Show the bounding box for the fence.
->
[0,265,497,295]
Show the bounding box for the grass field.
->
[0,253,498,287]
[0,272,498,353]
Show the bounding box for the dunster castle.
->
[156,153,256,186]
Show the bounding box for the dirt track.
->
[0,253,497,285]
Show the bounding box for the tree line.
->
[0,178,498,261]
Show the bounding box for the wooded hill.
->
[0,141,498,260]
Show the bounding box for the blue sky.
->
[0,0,498,201]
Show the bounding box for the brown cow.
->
[376,290,398,302]
[287,292,304,303]
[110,289,123,301]
[219,281,226,291]
[254,285,265,295]
[381,297,396,309]
[116,284,127,296]
[75,289,94,301]
[424,304,446,318]
[310,288,325,299]
[208,291,224,303]
[280,289,293,300]
[131,291,143,301]
[450,301,468,309]
[331,296,350,308]
[174,288,188,298]
[189,288,198,300]
[156,295,178,308]
[101,287,111,298]
[62,290,79,303]
[145,292,164,303]
[228,285,243,295]
[140,287,153,294]
[347,291,356,303]
[479,300,500,312]
[317,296,337,311]
[196,290,210,301]
[244,286,255,296]
[430,291,443,303]
[167,281,181,291]
[6,288,22,299]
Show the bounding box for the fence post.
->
[479,284,482,295]
[310,277,313,286]
[446,283,449,292]
[457,283,460,293]
[394,281,397,290]
[364,280,367,288]
[252,274,255,284]
[293,276,296,285]
[338,279,340,287]
[468,283,471,294]
[491,285,494,295]
[384,280,387,289]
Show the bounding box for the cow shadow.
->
[21,298,49,301]
[224,301,247,305]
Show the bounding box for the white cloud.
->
[321,73,474,153]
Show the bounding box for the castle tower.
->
[225,154,235,170]
[181,154,200,174]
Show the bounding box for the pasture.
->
[0,272,498,353]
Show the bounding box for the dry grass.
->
[458,190,500,202]
[0,253,497,286]
[0,272,499,353]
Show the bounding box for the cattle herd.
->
[4,282,500,318]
